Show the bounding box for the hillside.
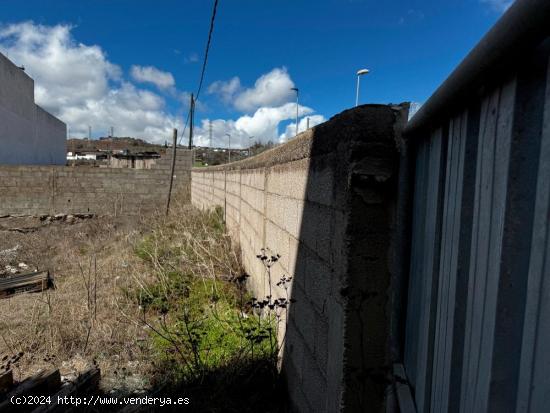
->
[67,137,167,154]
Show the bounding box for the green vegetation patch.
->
[132,206,277,385]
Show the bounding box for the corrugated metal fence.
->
[399,0,550,412]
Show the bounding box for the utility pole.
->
[355,69,370,107]
[209,120,213,148]
[226,133,231,163]
[110,126,114,137]
[208,120,213,165]
[188,93,195,150]
[88,126,92,140]
[291,87,299,137]
[248,136,254,157]
[166,128,178,216]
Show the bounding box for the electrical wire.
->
[178,0,219,145]
[196,0,219,101]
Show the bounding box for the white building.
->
[66,151,108,161]
[0,52,66,165]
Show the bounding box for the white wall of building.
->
[0,53,66,165]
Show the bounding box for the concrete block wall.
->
[191,104,408,412]
[0,149,191,216]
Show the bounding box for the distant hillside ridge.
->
[67,137,167,154]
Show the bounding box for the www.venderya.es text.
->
[10,395,190,407]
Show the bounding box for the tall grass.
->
[124,201,287,411]
[0,198,288,411]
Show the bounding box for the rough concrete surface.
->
[0,150,192,216]
[191,104,408,412]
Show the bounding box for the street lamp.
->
[226,133,231,163]
[355,68,370,107]
[291,87,299,137]
[248,136,254,157]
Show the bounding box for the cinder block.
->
[302,344,328,413]
[314,314,329,375]
[304,253,332,314]
[291,284,316,353]
[283,320,306,383]
[306,163,335,207]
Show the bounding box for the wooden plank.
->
[32,368,100,413]
[0,369,61,411]
[0,370,13,394]
[0,271,52,299]
[0,271,50,289]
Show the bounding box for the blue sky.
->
[0,0,511,147]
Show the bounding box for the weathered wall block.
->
[190,104,407,413]
[0,151,192,216]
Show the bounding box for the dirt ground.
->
[0,213,155,394]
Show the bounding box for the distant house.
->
[0,52,66,165]
[66,151,109,161]
[110,151,161,169]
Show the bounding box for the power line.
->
[195,0,219,101]
[178,110,191,145]
[178,0,220,146]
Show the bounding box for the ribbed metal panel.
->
[401,30,550,413]
[430,111,468,413]
[404,129,447,413]
[515,55,550,413]
[460,78,516,413]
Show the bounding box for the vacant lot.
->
[0,202,285,411]
[0,211,154,392]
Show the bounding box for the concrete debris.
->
[0,245,20,260]
[0,213,94,223]
[2,264,38,276]
[6,227,38,233]
[4,265,17,274]
[40,213,94,223]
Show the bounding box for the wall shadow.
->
[278,104,408,412]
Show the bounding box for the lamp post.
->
[226,133,231,163]
[248,136,254,157]
[291,87,299,137]
[355,68,370,107]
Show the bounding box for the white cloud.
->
[130,65,175,90]
[208,76,241,104]
[0,22,182,143]
[481,0,514,12]
[399,9,425,24]
[184,52,199,64]
[280,115,325,140]
[235,68,295,112]
[0,22,121,110]
[0,23,326,148]
[190,103,324,149]
[208,67,295,112]
[60,82,180,140]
